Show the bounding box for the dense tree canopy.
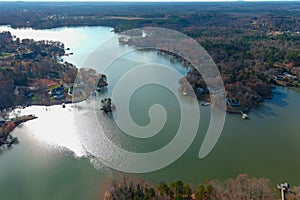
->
[104,174,279,200]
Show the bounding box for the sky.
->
[0,0,298,2]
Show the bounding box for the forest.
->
[0,2,300,111]
[0,31,78,110]
[104,174,300,200]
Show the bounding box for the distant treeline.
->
[1,2,300,31]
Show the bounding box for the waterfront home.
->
[50,85,64,96]
[49,85,66,100]
[227,98,241,108]
[54,93,66,100]
[283,72,297,81]
[274,72,298,82]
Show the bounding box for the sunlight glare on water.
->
[18,105,86,157]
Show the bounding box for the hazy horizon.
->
[0,0,299,2]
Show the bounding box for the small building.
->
[283,72,297,81]
[54,94,66,100]
[227,98,241,107]
[49,85,66,100]
[50,85,64,96]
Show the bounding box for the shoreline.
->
[1,25,299,118]
[0,114,37,147]
[1,25,298,119]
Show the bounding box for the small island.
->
[100,98,113,113]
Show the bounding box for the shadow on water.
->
[267,92,289,108]
[253,104,278,119]
[252,89,290,119]
[253,100,279,118]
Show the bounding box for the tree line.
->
[104,174,300,200]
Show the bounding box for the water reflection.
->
[19,105,86,157]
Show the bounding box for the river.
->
[0,26,300,200]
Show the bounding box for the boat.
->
[96,87,101,91]
[242,114,248,119]
[240,111,248,119]
[182,92,188,96]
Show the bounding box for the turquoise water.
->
[0,26,300,200]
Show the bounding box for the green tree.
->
[183,184,192,199]
[158,181,173,198]
[170,180,184,196]
[195,184,215,200]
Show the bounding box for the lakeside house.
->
[282,72,297,81]
[227,98,241,108]
[274,72,298,82]
[49,85,66,100]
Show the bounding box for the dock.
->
[240,111,248,119]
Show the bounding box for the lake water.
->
[0,26,300,200]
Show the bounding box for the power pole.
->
[277,183,290,200]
